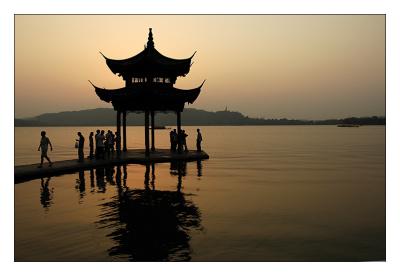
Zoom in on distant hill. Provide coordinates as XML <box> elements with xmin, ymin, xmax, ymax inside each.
<box><xmin>14</xmin><ymin>108</ymin><xmax>385</xmax><ymax>126</ymax></box>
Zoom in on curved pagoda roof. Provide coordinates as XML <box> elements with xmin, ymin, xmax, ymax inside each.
<box><xmin>101</xmin><ymin>28</ymin><xmax>195</xmax><ymax>78</ymax></box>
<box><xmin>90</xmin><ymin>81</ymin><xmax>205</xmax><ymax>112</ymax></box>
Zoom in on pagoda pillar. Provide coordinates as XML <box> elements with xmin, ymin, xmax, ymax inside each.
<box><xmin>122</xmin><ymin>111</ymin><xmax>127</xmax><ymax>152</ymax></box>
<box><xmin>151</xmin><ymin>111</ymin><xmax>155</xmax><ymax>151</ymax></box>
<box><xmin>145</xmin><ymin>110</ymin><xmax>150</xmax><ymax>156</ymax></box>
<box><xmin>116</xmin><ymin>111</ymin><xmax>121</xmax><ymax>153</ymax></box>
<box><xmin>177</xmin><ymin>111</ymin><xmax>182</xmax><ymax>153</ymax></box>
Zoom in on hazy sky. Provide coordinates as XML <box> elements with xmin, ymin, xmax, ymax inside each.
<box><xmin>15</xmin><ymin>15</ymin><xmax>385</xmax><ymax>119</ymax></box>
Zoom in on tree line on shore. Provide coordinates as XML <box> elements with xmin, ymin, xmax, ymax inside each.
<box><xmin>15</xmin><ymin>108</ymin><xmax>385</xmax><ymax>126</ymax></box>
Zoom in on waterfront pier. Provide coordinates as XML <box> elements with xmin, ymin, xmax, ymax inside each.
<box><xmin>15</xmin><ymin>149</ymin><xmax>209</xmax><ymax>183</ymax></box>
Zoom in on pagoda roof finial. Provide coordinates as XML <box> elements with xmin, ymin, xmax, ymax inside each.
<box><xmin>147</xmin><ymin>28</ymin><xmax>154</xmax><ymax>48</ymax></box>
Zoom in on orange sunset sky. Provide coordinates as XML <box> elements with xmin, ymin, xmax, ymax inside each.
<box><xmin>15</xmin><ymin>15</ymin><xmax>384</xmax><ymax>119</ymax></box>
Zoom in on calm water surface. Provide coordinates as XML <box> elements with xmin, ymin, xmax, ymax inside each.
<box><xmin>15</xmin><ymin>126</ymin><xmax>385</xmax><ymax>261</ymax></box>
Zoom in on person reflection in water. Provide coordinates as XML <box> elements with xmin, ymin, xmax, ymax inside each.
<box><xmin>75</xmin><ymin>170</ymin><xmax>86</xmax><ymax>200</ymax></box>
<box><xmin>197</xmin><ymin>160</ymin><xmax>203</xmax><ymax>177</ymax></box>
<box><xmin>105</xmin><ymin>166</ymin><xmax>115</xmax><ymax>185</ymax></box>
<box><xmin>40</xmin><ymin>177</ymin><xmax>53</xmax><ymax>210</ymax></box>
<box><xmin>96</xmin><ymin>167</ymin><xmax>106</xmax><ymax>193</ymax></box>
<box><xmin>89</xmin><ymin>169</ymin><xmax>95</xmax><ymax>193</ymax></box>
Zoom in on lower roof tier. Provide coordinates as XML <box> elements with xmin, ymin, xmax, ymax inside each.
<box><xmin>90</xmin><ymin>81</ymin><xmax>205</xmax><ymax>112</ymax></box>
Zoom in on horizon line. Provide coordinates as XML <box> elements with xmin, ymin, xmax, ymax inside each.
<box><xmin>15</xmin><ymin>107</ymin><xmax>385</xmax><ymax>122</ymax></box>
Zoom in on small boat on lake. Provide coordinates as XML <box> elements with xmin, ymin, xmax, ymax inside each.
<box><xmin>337</xmin><ymin>124</ymin><xmax>360</xmax><ymax>127</ymax></box>
<box><xmin>150</xmin><ymin>126</ymin><xmax>171</xmax><ymax>130</ymax></box>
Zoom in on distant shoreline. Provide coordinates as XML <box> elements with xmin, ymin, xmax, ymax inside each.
<box><xmin>15</xmin><ymin>108</ymin><xmax>385</xmax><ymax>127</ymax></box>
<box><xmin>14</xmin><ymin>124</ymin><xmax>386</xmax><ymax>127</ymax></box>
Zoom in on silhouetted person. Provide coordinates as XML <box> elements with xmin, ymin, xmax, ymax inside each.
<box><xmin>107</xmin><ymin>130</ymin><xmax>115</xmax><ymax>156</ymax></box>
<box><xmin>115</xmin><ymin>131</ymin><xmax>121</xmax><ymax>157</ymax></box>
<box><xmin>94</xmin><ymin>129</ymin><xmax>100</xmax><ymax>158</ymax></box>
<box><xmin>104</xmin><ymin>130</ymin><xmax>109</xmax><ymax>155</ymax></box>
<box><xmin>105</xmin><ymin>130</ymin><xmax>111</xmax><ymax>157</ymax></box>
<box><xmin>37</xmin><ymin>130</ymin><xmax>53</xmax><ymax>168</ymax></box>
<box><xmin>177</xmin><ymin>130</ymin><xmax>184</xmax><ymax>153</ymax></box>
<box><xmin>88</xmin><ymin>132</ymin><xmax>94</xmax><ymax>159</ymax></box>
<box><xmin>169</xmin><ymin>130</ymin><xmax>174</xmax><ymax>151</ymax></box>
<box><xmin>172</xmin><ymin>129</ymin><xmax>178</xmax><ymax>152</ymax></box>
<box><xmin>76</xmin><ymin>132</ymin><xmax>85</xmax><ymax>162</ymax></box>
<box><xmin>108</xmin><ymin>130</ymin><xmax>115</xmax><ymax>154</ymax></box>
<box><xmin>196</xmin><ymin>128</ymin><xmax>203</xmax><ymax>152</ymax></box>
<box><xmin>182</xmin><ymin>130</ymin><xmax>188</xmax><ymax>152</ymax></box>
<box><xmin>96</xmin><ymin>130</ymin><xmax>105</xmax><ymax>159</ymax></box>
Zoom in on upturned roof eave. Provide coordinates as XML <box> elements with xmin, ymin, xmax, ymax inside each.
<box><xmin>91</xmin><ymin>81</ymin><xmax>205</xmax><ymax>106</ymax></box>
<box><xmin>101</xmin><ymin>47</ymin><xmax>195</xmax><ymax>76</ymax></box>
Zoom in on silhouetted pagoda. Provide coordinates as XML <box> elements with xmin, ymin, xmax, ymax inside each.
<box><xmin>90</xmin><ymin>28</ymin><xmax>205</xmax><ymax>155</ymax></box>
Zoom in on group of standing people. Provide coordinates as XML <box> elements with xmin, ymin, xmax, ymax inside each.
<box><xmin>169</xmin><ymin>128</ymin><xmax>202</xmax><ymax>153</ymax></box>
<box><xmin>76</xmin><ymin>129</ymin><xmax>121</xmax><ymax>162</ymax></box>
<box><xmin>37</xmin><ymin>127</ymin><xmax>203</xmax><ymax>167</ymax></box>
<box><xmin>88</xmin><ymin>130</ymin><xmax>121</xmax><ymax>160</ymax></box>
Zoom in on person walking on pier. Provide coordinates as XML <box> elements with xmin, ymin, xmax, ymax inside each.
<box><xmin>76</xmin><ymin>132</ymin><xmax>85</xmax><ymax>162</ymax></box>
<box><xmin>196</xmin><ymin>128</ymin><xmax>203</xmax><ymax>152</ymax></box>
<box><xmin>37</xmin><ymin>131</ymin><xmax>53</xmax><ymax>168</ymax></box>
<box><xmin>88</xmin><ymin>132</ymin><xmax>94</xmax><ymax>159</ymax></box>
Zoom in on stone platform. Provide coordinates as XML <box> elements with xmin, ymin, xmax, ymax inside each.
<box><xmin>15</xmin><ymin>149</ymin><xmax>209</xmax><ymax>184</ymax></box>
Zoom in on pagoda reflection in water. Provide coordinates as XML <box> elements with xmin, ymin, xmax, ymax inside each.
<box><xmin>95</xmin><ymin>162</ymin><xmax>203</xmax><ymax>261</ymax></box>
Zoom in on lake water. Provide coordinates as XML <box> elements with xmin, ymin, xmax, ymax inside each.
<box><xmin>14</xmin><ymin>126</ymin><xmax>385</xmax><ymax>261</ymax></box>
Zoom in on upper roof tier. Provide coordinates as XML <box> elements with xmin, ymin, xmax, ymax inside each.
<box><xmin>101</xmin><ymin>28</ymin><xmax>196</xmax><ymax>78</ymax></box>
